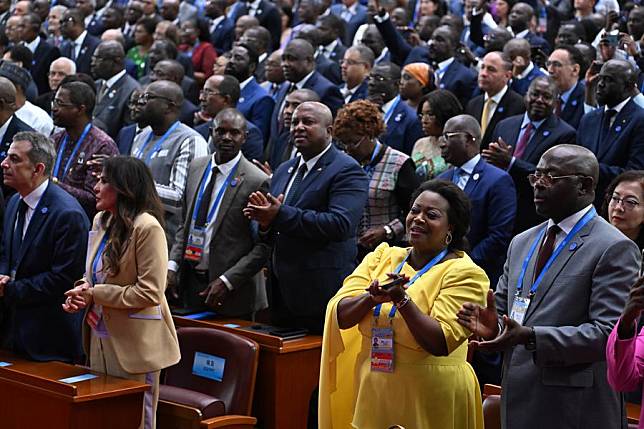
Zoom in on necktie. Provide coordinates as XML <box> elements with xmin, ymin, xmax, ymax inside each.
<box><xmin>97</xmin><ymin>82</ymin><xmax>109</xmax><ymax>104</ymax></box>
<box><xmin>533</xmin><ymin>225</ymin><xmax>560</xmax><ymax>283</ymax></box>
<box><xmin>480</xmin><ymin>98</ymin><xmax>495</xmax><ymax>136</ymax></box>
<box><xmin>195</xmin><ymin>167</ymin><xmax>219</xmax><ymax>227</ymax></box>
<box><xmin>599</xmin><ymin>109</ymin><xmax>617</xmax><ymax>144</ymax></box>
<box><xmin>11</xmin><ymin>200</ymin><xmax>28</xmax><ymax>268</ymax></box>
<box><xmin>284</xmin><ymin>163</ymin><xmax>308</xmax><ymax>206</ymax></box>
<box><xmin>555</xmin><ymin>96</ymin><xmax>563</xmax><ymax>116</ymax></box>
<box><xmin>513</xmin><ymin>122</ymin><xmax>533</xmax><ymax>159</ymax></box>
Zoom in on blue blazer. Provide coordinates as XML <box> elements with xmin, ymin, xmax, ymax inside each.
<box><xmin>524</xmin><ymin>31</ymin><xmax>551</xmax><ymax>55</ymax></box>
<box><xmin>195</xmin><ymin>119</ymin><xmax>265</xmax><ymax>162</ymax></box>
<box><xmin>0</xmin><ymin>183</ymin><xmax>89</xmax><ymax>362</ymax></box>
<box><xmin>315</xmin><ymin>54</ymin><xmax>343</xmax><ymax>85</ymax></box>
<box><xmin>439</xmin><ymin>158</ymin><xmax>517</xmax><ymax>285</ymax></box>
<box><xmin>60</xmin><ymin>33</ymin><xmax>101</xmax><ymax>75</ymax></box>
<box><xmin>180</xmin><ymin>99</ymin><xmax>199</xmax><ymax>127</ymax></box>
<box><xmin>381</xmin><ymin>98</ymin><xmax>424</xmax><ymax>155</ymax></box>
<box><xmin>229</xmin><ymin>0</ymin><xmax>281</xmax><ymax>51</ymax></box>
<box><xmin>210</xmin><ymin>16</ymin><xmax>234</xmax><ymax>55</ymax></box>
<box><xmin>0</xmin><ymin>116</ymin><xmax>34</xmax><ymax>198</ymax></box>
<box><xmin>560</xmin><ymin>80</ymin><xmax>585</xmax><ymax>129</ymax></box>
<box><xmin>510</xmin><ymin>64</ymin><xmax>546</xmax><ymax>96</ymax></box>
<box><xmin>578</xmin><ymin>99</ymin><xmax>644</xmax><ymax>206</ymax></box>
<box><xmin>343</xmin><ymin>80</ymin><xmax>368</xmax><ymax>103</ymax></box>
<box><xmin>115</xmin><ymin>123</ymin><xmax>137</xmax><ymax>155</ymax></box>
<box><xmin>238</xmin><ymin>77</ymin><xmax>275</xmax><ymax>143</ymax></box>
<box><xmin>437</xmin><ymin>60</ymin><xmax>478</xmax><ymax>109</ymax></box>
<box><xmin>492</xmin><ymin>113</ymin><xmax>576</xmax><ymax>233</ymax></box>
<box><xmin>86</xmin><ymin>14</ymin><xmax>105</xmax><ymax>37</ymax></box>
<box><xmin>330</xmin><ymin>3</ymin><xmax>368</xmax><ymax>46</ymax></box>
<box><xmin>268</xmin><ymin>146</ymin><xmax>368</xmax><ymax>318</ymax></box>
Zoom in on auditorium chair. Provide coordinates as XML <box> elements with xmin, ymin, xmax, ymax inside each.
<box><xmin>157</xmin><ymin>327</ymin><xmax>260</xmax><ymax>429</ymax></box>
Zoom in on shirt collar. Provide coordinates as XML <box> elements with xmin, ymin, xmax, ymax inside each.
<box><xmin>437</xmin><ymin>56</ymin><xmax>455</xmax><ymax>72</ymax></box>
<box><xmin>23</xmin><ymin>179</ymin><xmax>49</xmax><ymax>210</ymax></box>
<box><xmin>84</xmin><ymin>14</ymin><xmax>94</xmax><ymax>28</ymax></box>
<box><xmin>295</xmin><ymin>70</ymin><xmax>316</xmax><ymax>89</ymax></box>
<box><xmin>515</xmin><ymin>29</ymin><xmax>530</xmax><ymax>39</ymax></box>
<box><xmin>25</xmin><ymin>36</ymin><xmax>40</xmax><ymax>53</ymax></box>
<box><xmin>521</xmin><ymin>112</ymin><xmax>546</xmax><ymax>130</ymax></box>
<box><xmin>605</xmin><ymin>96</ymin><xmax>630</xmax><ymax>114</ymax></box>
<box><xmin>546</xmin><ymin>204</ymin><xmax>593</xmax><ymax>236</ymax></box>
<box><xmin>212</xmin><ymin>150</ymin><xmax>242</xmax><ymax>175</ymax></box>
<box><xmin>374</xmin><ymin>47</ymin><xmax>389</xmax><ymax>64</ymax></box>
<box><xmin>516</xmin><ymin>61</ymin><xmax>534</xmax><ymax>80</ymax></box>
<box><xmin>0</xmin><ymin>114</ymin><xmax>13</xmax><ymax>143</ymax></box>
<box><xmin>459</xmin><ymin>153</ymin><xmax>481</xmax><ymax>175</ymax></box>
<box><xmin>297</xmin><ymin>141</ymin><xmax>332</xmax><ymax>172</ymax></box>
<box><xmin>486</xmin><ymin>84</ymin><xmax>508</xmax><ymax>103</ymax></box>
<box><xmin>210</xmin><ymin>15</ymin><xmax>225</xmax><ymax>31</ymax></box>
<box><xmin>105</xmin><ymin>69</ymin><xmax>127</xmax><ymax>88</ymax></box>
<box><xmin>344</xmin><ymin>2</ymin><xmax>358</xmax><ymax>14</ymax></box>
<box><xmin>240</xmin><ymin>75</ymin><xmax>254</xmax><ymax>90</ymax></box>
<box><xmin>560</xmin><ymin>80</ymin><xmax>578</xmax><ymax>104</ymax></box>
<box><xmin>381</xmin><ymin>96</ymin><xmax>397</xmax><ymax>114</ymax></box>
<box><xmin>247</xmin><ymin>0</ymin><xmax>261</xmax><ymax>9</ymax></box>
<box><xmin>73</xmin><ymin>30</ymin><xmax>88</xmax><ymax>46</ymax></box>
<box><xmin>258</xmin><ymin>52</ymin><xmax>268</xmax><ymax>63</ymax></box>
<box><xmin>324</xmin><ymin>39</ymin><xmax>338</xmax><ymax>54</ymax></box>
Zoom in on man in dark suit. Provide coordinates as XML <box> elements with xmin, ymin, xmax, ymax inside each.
<box><xmin>340</xmin><ymin>46</ymin><xmax>372</xmax><ymax>104</ymax></box>
<box><xmin>0</xmin><ymin>0</ymin><xmax>10</xmax><ymax>34</ymax></box>
<box><xmin>91</xmin><ymin>40</ymin><xmax>141</xmax><ymax>139</ymax></box>
<box><xmin>484</xmin><ymin>76</ymin><xmax>576</xmax><ymax>233</ymax></box>
<box><xmin>330</xmin><ymin>0</ymin><xmax>368</xmax><ymax>46</ymax></box>
<box><xmin>76</xmin><ymin>0</ymin><xmax>104</xmax><ymax>37</ymax></box>
<box><xmin>504</xmin><ymin>38</ymin><xmax>547</xmax><ymax>96</ymax></box>
<box><xmin>578</xmin><ymin>60</ymin><xmax>644</xmax><ymax>207</ymax></box>
<box><xmin>294</xmin><ymin>26</ymin><xmax>343</xmax><ymax>86</ymax></box>
<box><xmin>143</xmin><ymin>39</ymin><xmax>199</xmax><ymax>104</ymax></box>
<box><xmin>21</xmin><ymin>13</ymin><xmax>60</xmax><ymax>96</ymax></box>
<box><xmin>466</xmin><ymin>51</ymin><xmax>526</xmax><ymax>149</ymax></box>
<box><xmin>205</xmin><ymin>0</ymin><xmax>234</xmax><ymax>55</ymax></box>
<box><xmin>238</xmin><ymin>26</ymin><xmax>271</xmax><ymax>83</ymax></box>
<box><xmin>0</xmin><ymin>131</ymin><xmax>89</xmax><ymax>362</ymax></box>
<box><xmin>438</xmin><ymin>114</ymin><xmax>516</xmax><ymax>284</ymax></box>
<box><xmin>229</xmin><ymin>0</ymin><xmax>281</xmax><ymax>51</ymax></box>
<box><xmin>367</xmin><ymin>62</ymin><xmax>423</xmax><ymax>155</ymax></box>
<box><xmin>244</xmin><ymin>101</ymin><xmax>368</xmax><ymax>333</ymax></box>
<box><xmin>114</xmin><ymin>89</ymin><xmax>142</xmax><ymax>155</ymax></box>
<box><xmin>546</xmin><ymin>45</ymin><xmax>585</xmax><ymax>129</ymax></box>
<box><xmin>169</xmin><ymin>109</ymin><xmax>270</xmax><ymax>318</ymax></box>
<box><xmin>225</xmin><ymin>43</ymin><xmax>275</xmax><ymax>143</ymax></box>
<box><xmin>150</xmin><ymin>60</ymin><xmax>198</xmax><ymax>127</ymax></box>
<box><xmin>59</xmin><ymin>8</ymin><xmax>101</xmax><ymax>75</ymax></box>
<box><xmin>508</xmin><ymin>2</ymin><xmax>551</xmax><ymax>54</ymax></box>
<box><xmin>317</xmin><ymin>14</ymin><xmax>348</xmax><ymax>66</ymax></box>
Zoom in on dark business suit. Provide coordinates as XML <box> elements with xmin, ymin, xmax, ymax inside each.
<box><xmin>238</xmin><ymin>77</ymin><xmax>275</xmax><ymax>143</ymax></box>
<box><xmin>230</xmin><ymin>0</ymin><xmax>281</xmax><ymax>51</ymax></box>
<box><xmin>381</xmin><ymin>98</ymin><xmax>424</xmax><ymax>155</ymax></box>
<box><xmin>0</xmin><ymin>116</ymin><xmax>34</xmax><ymax>198</ymax></box>
<box><xmin>373</xmin><ymin>15</ymin><xmax>415</xmax><ymax>66</ymax></box>
<box><xmin>30</xmin><ymin>37</ymin><xmax>61</xmax><ymax>96</ymax></box>
<box><xmin>267</xmin><ymin>145</ymin><xmax>368</xmax><ymax>332</ymax></box>
<box><xmin>210</xmin><ymin>16</ymin><xmax>234</xmax><ymax>55</ymax></box>
<box><xmin>510</xmin><ymin>64</ymin><xmax>547</xmax><ymax>96</ymax></box>
<box><xmin>169</xmin><ymin>155</ymin><xmax>270</xmax><ymax>316</ymax></box>
<box><xmin>439</xmin><ymin>158</ymin><xmax>516</xmax><ymax>284</ymax></box>
<box><xmin>35</xmin><ymin>91</ymin><xmax>54</xmax><ymax>115</ymax></box>
<box><xmin>325</xmin><ymin>41</ymin><xmax>347</xmax><ymax>65</ymax></box>
<box><xmin>195</xmin><ymin>120</ymin><xmax>265</xmax><ymax>162</ymax></box>
<box><xmin>265</xmin><ymin>130</ymin><xmax>292</xmax><ymax>171</ymax></box>
<box><xmin>578</xmin><ymin>99</ymin><xmax>644</xmax><ymax>207</ymax></box>
<box><xmin>491</xmin><ymin>113</ymin><xmax>576</xmax><ymax>233</ymax></box>
<box><xmin>0</xmin><ymin>183</ymin><xmax>89</xmax><ymax>362</ymax></box>
<box><xmin>466</xmin><ymin>88</ymin><xmax>526</xmax><ymax>149</ymax></box>
<box><xmin>60</xmin><ymin>33</ymin><xmax>101</xmax><ymax>75</ymax></box>
<box><xmin>86</xmin><ymin>14</ymin><xmax>105</xmax><ymax>37</ymax></box>
<box><xmin>330</xmin><ymin>3</ymin><xmax>368</xmax><ymax>46</ymax></box>
<box><xmin>115</xmin><ymin>123</ymin><xmax>138</xmax><ymax>155</ymax></box>
<box><xmin>345</xmin><ymin>80</ymin><xmax>369</xmax><ymax>103</ymax></box>
<box><xmin>92</xmin><ymin>72</ymin><xmax>141</xmax><ymax>139</ymax></box>
<box><xmin>559</xmin><ymin>80</ymin><xmax>585</xmax><ymax>129</ymax></box>
<box><xmin>315</xmin><ymin>53</ymin><xmax>343</xmax><ymax>85</ymax></box>
<box><xmin>523</xmin><ymin>31</ymin><xmax>551</xmax><ymax>55</ymax></box>
<box><xmin>179</xmin><ymin>99</ymin><xmax>199</xmax><ymax>127</ymax></box>
<box><xmin>436</xmin><ymin>60</ymin><xmax>478</xmax><ymax>109</ymax></box>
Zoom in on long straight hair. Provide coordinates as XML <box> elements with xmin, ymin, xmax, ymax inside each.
<box><xmin>99</xmin><ymin>156</ymin><xmax>165</xmax><ymax>277</ymax></box>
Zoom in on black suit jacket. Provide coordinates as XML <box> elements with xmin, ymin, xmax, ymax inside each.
<box><xmin>315</xmin><ymin>53</ymin><xmax>342</xmax><ymax>85</ymax></box>
<box><xmin>60</xmin><ymin>33</ymin><xmax>101</xmax><ymax>75</ymax></box>
<box><xmin>0</xmin><ymin>116</ymin><xmax>34</xmax><ymax>198</ymax></box>
<box><xmin>93</xmin><ymin>72</ymin><xmax>141</xmax><ymax>139</ymax></box>
<box><xmin>234</xmin><ymin>1</ymin><xmax>281</xmax><ymax>51</ymax></box>
<box><xmin>30</xmin><ymin>37</ymin><xmax>60</xmax><ymax>95</ymax></box>
<box><xmin>466</xmin><ymin>88</ymin><xmax>526</xmax><ymax>148</ymax></box>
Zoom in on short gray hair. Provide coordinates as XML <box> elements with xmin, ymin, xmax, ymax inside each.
<box><xmin>13</xmin><ymin>131</ymin><xmax>56</xmax><ymax>175</ymax></box>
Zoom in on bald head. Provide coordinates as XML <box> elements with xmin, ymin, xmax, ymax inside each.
<box><xmin>297</xmin><ymin>101</ymin><xmax>332</xmax><ymax>127</ymax></box>
<box><xmin>504</xmin><ymin>38</ymin><xmax>532</xmax><ymax>60</ymax></box>
<box><xmin>149</xmin><ymin>80</ymin><xmax>184</xmax><ymax>106</ymax></box>
<box><xmin>153</xmin><ymin>59</ymin><xmax>184</xmax><ymax>84</ymax></box>
<box><xmin>214</xmin><ymin>107</ymin><xmax>247</xmax><ymax>131</ymax></box>
<box><xmin>543</xmin><ymin>144</ymin><xmax>599</xmax><ymax>184</ymax></box>
<box><xmin>446</xmin><ymin>114</ymin><xmax>481</xmax><ymax>141</ymax></box>
<box><xmin>101</xmin><ymin>29</ymin><xmax>127</xmax><ymax>47</ymax></box>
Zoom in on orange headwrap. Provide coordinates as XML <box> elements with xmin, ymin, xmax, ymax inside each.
<box><xmin>403</xmin><ymin>62</ymin><xmax>431</xmax><ymax>87</ymax></box>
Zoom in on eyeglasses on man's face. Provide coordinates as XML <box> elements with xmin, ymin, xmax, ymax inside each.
<box><xmin>139</xmin><ymin>92</ymin><xmax>176</xmax><ymax>105</ymax></box>
<box><xmin>527</xmin><ymin>172</ymin><xmax>588</xmax><ymax>187</ymax></box>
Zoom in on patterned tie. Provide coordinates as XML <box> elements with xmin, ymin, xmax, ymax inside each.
<box><xmin>480</xmin><ymin>97</ymin><xmax>495</xmax><ymax>136</ymax></box>
<box><xmin>513</xmin><ymin>122</ymin><xmax>533</xmax><ymax>159</ymax></box>
<box><xmin>533</xmin><ymin>225</ymin><xmax>560</xmax><ymax>282</ymax></box>
<box><xmin>284</xmin><ymin>163</ymin><xmax>308</xmax><ymax>206</ymax></box>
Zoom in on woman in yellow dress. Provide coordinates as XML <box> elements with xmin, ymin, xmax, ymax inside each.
<box><xmin>319</xmin><ymin>179</ymin><xmax>488</xmax><ymax>429</ymax></box>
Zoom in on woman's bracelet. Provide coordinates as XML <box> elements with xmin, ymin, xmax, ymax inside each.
<box><xmin>395</xmin><ymin>294</ymin><xmax>411</xmax><ymax>309</ymax></box>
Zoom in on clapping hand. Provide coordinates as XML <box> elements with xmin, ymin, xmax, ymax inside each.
<box><xmin>243</xmin><ymin>191</ymin><xmax>283</xmax><ymax>230</ymax></box>
<box><xmin>457</xmin><ymin>289</ymin><xmax>500</xmax><ymax>340</ymax></box>
<box><xmin>63</xmin><ymin>282</ymin><xmax>92</xmax><ymax>313</ymax></box>
<box><xmin>470</xmin><ymin>314</ymin><xmax>532</xmax><ymax>352</ymax></box>
<box><xmin>482</xmin><ymin>137</ymin><xmax>513</xmax><ymax>169</ymax></box>
<box><xmin>366</xmin><ymin>273</ymin><xmax>410</xmax><ymax>304</ymax></box>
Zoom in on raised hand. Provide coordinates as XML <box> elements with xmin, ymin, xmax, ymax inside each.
<box><xmin>456</xmin><ymin>289</ymin><xmax>500</xmax><ymax>340</ymax></box>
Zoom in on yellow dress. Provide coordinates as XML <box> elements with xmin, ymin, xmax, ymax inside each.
<box><xmin>319</xmin><ymin>243</ymin><xmax>488</xmax><ymax>429</ymax></box>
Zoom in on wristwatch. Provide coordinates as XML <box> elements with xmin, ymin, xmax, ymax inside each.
<box><xmin>525</xmin><ymin>327</ymin><xmax>537</xmax><ymax>351</ymax></box>
<box><xmin>383</xmin><ymin>225</ymin><xmax>394</xmax><ymax>240</ymax></box>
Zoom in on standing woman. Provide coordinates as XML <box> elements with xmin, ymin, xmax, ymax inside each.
<box><xmin>63</xmin><ymin>156</ymin><xmax>180</xmax><ymax>429</ymax></box>
<box><xmin>127</xmin><ymin>17</ymin><xmax>157</xmax><ymax>79</ymax></box>
<box><xmin>602</xmin><ymin>171</ymin><xmax>644</xmax><ymax>249</ymax></box>
<box><xmin>178</xmin><ymin>19</ymin><xmax>218</xmax><ymax>86</ymax></box>
<box><xmin>399</xmin><ymin>62</ymin><xmax>435</xmax><ymax>111</ymax></box>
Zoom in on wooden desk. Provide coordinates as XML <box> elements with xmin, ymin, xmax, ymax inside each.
<box><xmin>0</xmin><ymin>351</ymin><xmax>149</xmax><ymax>429</ymax></box>
<box><xmin>174</xmin><ymin>316</ymin><xmax>322</xmax><ymax>429</ymax></box>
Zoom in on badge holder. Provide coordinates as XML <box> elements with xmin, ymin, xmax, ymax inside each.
<box><xmin>510</xmin><ymin>294</ymin><xmax>530</xmax><ymax>326</ymax></box>
<box><xmin>371</xmin><ymin>315</ymin><xmax>395</xmax><ymax>373</ymax></box>
<box><xmin>184</xmin><ymin>224</ymin><xmax>206</xmax><ymax>262</ymax></box>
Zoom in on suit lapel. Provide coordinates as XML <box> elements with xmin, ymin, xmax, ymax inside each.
<box><xmin>16</xmin><ymin>184</ymin><xmax>53</xmax><ymax>267</ymax></box>
<box><xmin>463</xmin><ymin>158</ymin><xmax>485</xmax><ymax>195</ymax></box>
<box><xmin>522</xmin><ymin>115</ymin><xmax>554</xmax><ymax>161</ymax></box>
<box><xmin>597</xmin><ymin>102</ymin><xmax>631</xmax><ymax>160</ymax></box>
<box><xmin>86</xmin><ymin>226</ymin><xmax>108</xmax><ymax>281</ymax></box>
<box><xmin>94</xmin><ymin>74</ymin><xmax>126</xmax><ymax>116</ymax></box>
<box><xmin>275</xmin><ymin>157</ymin><xmax>299</xmax><ymax>195</ymax></box>
<box><xmin>209</xmin><ymin>159</ymin><xmax>246</xmax><ymax>238</ymax></box>
<box><xmin>291</xmin><ymin>147</ymin><xmax>336</xmax><ymax>205</ymax></box>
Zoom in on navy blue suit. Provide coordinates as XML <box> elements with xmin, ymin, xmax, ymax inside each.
<box><xmin>524</xmin><ymin>31</ymin><xmax>551</xmax><ymax>55</ymax></box>
<box><xmin>437</xmin><ymin>60</ymin><xmax>478</xmax><ymax>109</ymax></box>
<box><xmin>373</xmin><ymin>15</ymin><xmax>415</xmax><ymax>66</ymax></box>
<box><xmin>86</xmin><ymin>14</ymin><xmax>105</xmax><ymax>37</ymax></box>
<box><xmin>266</xmin><ymin>130</ymin><xmax>292</xmax><ymax>171</ymax></box>
<box><xmin>343</xmin><ymin>80</ymin><xmax>368</xmax><ymax>103</ymax></box>
<box><xmin>60</xmin><ymin>33</ymin><xmax>101</xmax><ymax>75</ymax></box>
<box><xmin>559</xmin><ymin>80</ymin><xmax>585</xmax><ymax>129</ymax></box>
<box><xmin>0</xmin><ymin>183</ymin><xmax>89</xmax><ymax>362</ymax></box>
<box><xmin>325</xmin><ymin>41</ymin><xmax>347</xmax><ymax>65</ymax></box>
<box><xmin>210</xmin><ymin>16</ymin><xmax>234</xmax><ymax>55</ymax></box>
<box><xmin>315</xmin><ymin>53</ymin><xmax>343</xmax><ymax>85</ymax></box>
<box><xmin>381</xmin><ymin>98</ymin><xmax>424</xmax><ymax>155</ymax></box>
<box><xmin>238</xmin><ymin>77</ymin><xmax>275</xmax><ymax>143</ymax></box>
<box><xmin>492</xmin><ymin>113</ymin><xmax>576</xmax><ymax>233</ymax></box>
<box><xmin>330</xmin><ymin>3</ymin><xmax>368</xmax><ymax>46</ymax></box>
<box><xmin>30</xmin><ymin>37</ymin><xmax>60</xmax><ymax>96</ymax></box>
<box><xmin>510</xmin><ymin>64</ymin><xmax>546</xmax><ymax>96</ymax></box>
<box><xmin>115</xmin><ymin>123</ymin><xmax>137</xmax><ymax>155</ymax></box>
<box><xmin>466</xmin><ymin>88</ymin><xmax>526</xmax><ymax>148</ymax></box>
<box><xmin>229</xmin><ymin>0</ymin><xmax>281</xmax><ymax>51</ymax></box>
<box><xmin>195</xmin><ymin>119</ymin><xmax>265</xmax><ymax>162</ymax></box>
<box><xmin>267</xmin><ymin>146</ymin><xmax>368</xmax><ymax>331</ymax></box>
<box><xmin>439</xmin><ymin>158</ymin><xmax>517</xmax><ymax>284</ymax></box>
<box><xmin>0</xmin><ymin>116</ymin><xmax>34</xmax><ymax>198</ymax></box>
<box><xmin>578</xmin><ymin>99</ymin><xmax>644</xmax><ymax>207</ymax></box>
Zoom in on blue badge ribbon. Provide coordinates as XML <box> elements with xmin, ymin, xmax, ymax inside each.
<box><xmin>191</xmin><ymin>159</ymin><xmax>241</xmax><ymax>226</ymax></box>
<box><xmin>91</xmin><ymin>232</ymin><xmax>109</xmax><ymax>285</ymax></box>
<box><xmin>383</xmin><ymin>95</ymin><xmax>401</xmax><ymax>124</ymax></box>
<box><xmin>134</xmin><ymin>121</ymin><xmax>180</xmax><ymax>164</ymax></box>
<box><xmin>363</xmin><ymin>141</ymin><xmax>381</xmax><ymax>177</ymax></box>
<box><xmin>515</xmin><ymin>207</ymin><xmax>596</xmax><ymax>297</ymax></box>
<box><xmin>374</xmin><ymin>248</ymin><xmax>449</xmax><ymax>319</ymax></box>
<box><xmin>53</xmin><ymin>122</ymin><xmax>92</xmax><ymax>180</ymax></box>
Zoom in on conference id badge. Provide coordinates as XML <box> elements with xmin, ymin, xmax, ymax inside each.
<box><xmin>371</xmin><ymin>326</ymin><xmax>394</xmax><ymax>373</ymax></box>
<box><xmin>184</xmin><ymin>226</ymin><xmax>205</xmax><ymax>262</ymax></box>
<box><xmin>510</xmin><ymin>296</ymin><xmax>530</xmax><ymax>325</ymax></box>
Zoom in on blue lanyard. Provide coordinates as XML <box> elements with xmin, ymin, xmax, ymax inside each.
<box><xmin>135</xmin><ymin>121</ymin><xmax>180</xmax><ymax>164</ymax></box>
<box><xmin>191</xmin><ymin>159</ymin><xmax>241</xmax><ymax>226</ymax></box>
<box><xmin>363</xmin><ymin>141</ymin><xmax>381</xmax><ymax>177</ymax></box>
<box><xmin>374</xmin><ymin>248</ymin><xmax>449</xmax><ymax>319</ymax></box>
<box><xmin>383</xmin><ymin>95</ymin><xmax>401</xmax><ymax>124</ymax></box>
<box><xmin>53</xmin><ymin>123</ymin><xmax>92</xmax><ymax>180</ymax></box>
<box><xmin>91</xmin><ymin>233</ymin><xmax>109</xmax><ymax>285</ymax></box>
<box><xmin>516</xmin><ymin>207</ymin><xmax>596</xmax><ymax>296</ymax></box>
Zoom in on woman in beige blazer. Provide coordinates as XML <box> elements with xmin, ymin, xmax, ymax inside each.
<box><xmin>63</xmin><ymin>156</ymin><xmax>180</xmax><ymax>429</ymax></box>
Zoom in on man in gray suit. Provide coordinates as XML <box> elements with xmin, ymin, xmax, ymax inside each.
<box><xmin>168</xmin><ymin>108</ymin><xmax>270</xmax><ymax>319</ymax></box>
<box><xmin>91</xmin><ymin>40</ymin><xmax>140</xmax><ymax>139</ymax></box>
<box><xmin>458</xmin><ymin>144</ymin><xmax>639</xmax><ymax>429</ymax></box>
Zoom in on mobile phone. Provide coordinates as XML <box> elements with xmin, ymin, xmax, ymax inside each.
<box><xmin>590</xmin><ymin>61</ymin><xmax>603</xmax><ymax>75</ymax></box>
<box><xmin>379</xmin><ymin>277</ymin><xmax>407</xmax><ymax>290</ymax></box>
<box><xmin>606</xmin><ymin>30</ymin><xmax>620</xmax><ymax>47</ymax></box>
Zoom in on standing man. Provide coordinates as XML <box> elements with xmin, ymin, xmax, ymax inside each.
<box><xmin>229</xmin><ymin>0</ymin><xmax>281</xmax><ymax>51</ymax></box>
<box><xmin>458</xmin><ymin>144</ymin><xmax>639</xmax><ymax>429</ymax></box>
<box><xmin>0</xmin><ymin>132</ymin><xmax>89</xmax><ymax>362</ymax></box>
<box><xmin>91</xmin><ymin>40</ymin><xmax>140</xmax><ymax>140</ymax></box>
<box><xmin>546</xmin><ymin>45</ymin><xmax>586</xmax><ymax>129</ymax></box>
<box><xmin>205</xmin><ymin>0</ymin><xmax>234</xmax><ymax>56</ymax></box>
<box><xmin>50</xmin><ymin>81</ymin><xmax>119</xmax><ymax>219</ymax></box>
<box><xmin>20</xmin><ymin>13</ymin><xmax>61</xmax><ymax>96</ymax></box>
<box><xmin>244</xmin><ymin>102</ymin><xmax>368</xmax><ymax>334</ymax></box>
<box><xmin>132</xmin><ymin>80</ymin><xmax>208</xmax><ymax>247</ymax></box>
<box><xmin>169</xmin><ymin>108</ymin><xmax>270</xmax><ymax>318</ymax></box>
<box><xmin>149</xmin><ymin>59</ymin><xmax>198</xmax><ymax>126</ymax></box>
<box><xmin>340</xmin><ymin>45</ymin><xmax>373</xmax><ymax>104</ymax></box>
<box><xmin>60</xmin><ymin>8</ymin><xmax>101</xmax><ymax>75</ymax></box>
<box><xmin>504</xmin><ymin>38</ymin><xmax>546</xmax><ymax>96</ymax></box>
<box><xmin>330</xmin><ymin>0</ymin><xmax>368</xmax><ymax>46</ymax></box>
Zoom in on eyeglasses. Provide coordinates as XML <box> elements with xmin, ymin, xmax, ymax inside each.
<box><xmin>545</xmin><ymin>60</ymin><xmax>571</xmax><ymax>69</ymax></box>
<box><xmin>442</xmin><ymin>131</ymin><xmax>473</xmax><ymax>141</ymax></box>
<box><xmin>139</xmin><ymin>92</ymin><xmax>176</xmax><ymax>105</ymax></box>
<box><xmin>200</xmin><ymin>88</ymin><xmax>221</xmax><ymax>96</ymax></box>
<box><xmin>51</xmin><ymin>98</ymin><xmax>76</xmax><ymax>108</ymax></box>
<box><xmin>336</xmin><ymin>135</ymin><xmax>367</xmax><ymax>150</ymax></box>
<box><xmin>367</xmin><ymin>74</ymin><xmax>392</xmax><ymax>82</ymax></box>
<box><xmin>608</xmin><ymin>195</ymin><xmax>641</xmax><ymax>210</ymax></box>
<box><xmin>527</xmin><ymin>172</ymin><xmax>588</xmax><ymax>187</ymax></box>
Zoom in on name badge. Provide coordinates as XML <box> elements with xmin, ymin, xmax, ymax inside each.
<box><xmin>192</xmin><ymin>351</ymin><xmax>225</xmax><ymax>381</ymax></box>
<box><xmin>371</xmin><ymin>326</ymin><xmax>394</xmax><ymax>373</ymax></box>
<box><xmin>510</xmin><ymin>296</ymin><xmax>530</xmax><ymax>325</ymax></box>
<box><xmin>184</xmin><ymin>226</ymin><xmax>206</xmax><ymax>262</ymax></box>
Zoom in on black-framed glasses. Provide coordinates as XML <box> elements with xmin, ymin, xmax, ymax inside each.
<box><xmin>442</xmin><ymin>131</ymin><xmax>473</xmax><ymax>141</ymax></box>
<box><xmin>51</xmin><ymin>98</ymin><xmax>76</xmax><ymax>108</ymax></box>
<box><xmin>608</xmin><ymin>195</ymin><xmax>640</xmax><ymax>210</ymax></box>
<box><xmin>527</xmin><ymin>172</ymin><xmax>588</xmax><ymax>187</ymax></box>
<box><xmin>139</xmin><ymin>92</ymin><xmax>176</xmax><ymax>105</ymax></box>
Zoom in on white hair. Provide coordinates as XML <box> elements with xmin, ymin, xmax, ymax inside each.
<box><xmin>50</xmin><ymin>57</ymin><xmax>77</xmax><ymax>74</ymax></box>
<box><xmin>50</xmin><ymin>5</ymin><xmax>68</xmax><ymax>15</ymax></box>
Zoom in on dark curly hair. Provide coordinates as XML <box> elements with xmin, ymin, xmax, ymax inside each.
<box><xmin>409</xmin><ymin>179</ymin><xmax>471</xmax><ymax>252</ymax></box>
<box><xmin>333</xmin><ymin>100</ymin><xmax>386</xmax><ymax>141</ymax></box>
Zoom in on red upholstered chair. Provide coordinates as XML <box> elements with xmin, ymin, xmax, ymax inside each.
<box><xmin>482</xmin><ymin>384</ymin><xmax>502</xmax><ymax>429</ymax></box>
<box><xmin>157</xmin><ymin>327</ymin><xmax>259</xmax><ymax>429</ymax></box>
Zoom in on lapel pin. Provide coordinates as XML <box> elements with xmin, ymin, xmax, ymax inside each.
<box><xmin>615</xmin><ymin>126</ymin><xmax>622</xmax><ymax>132</ymax></box>
<box><xmin>41</xmin><ymin>207</ymin><xmax>48</xmax><ymax>214</ymax></box>
<box><xmin>288</xmin><ymin>166</ymin><xmax>294</xmax><ymax>174</ymax></box>
<box><xmin>498</xmin><ymin>106</ymin><xmax>504</xmax><ymax>113</ymax></box>
<box><xmin>571</xmin><ymin>100</ymin><xmax>578</xmax><ymax>106</ymax></box>
<box><xmin>317</xmin><ymin>167</ymin><xmax>323</xmax><ymax>171</ymax></box>
<box><xmin>472</xmin><ymin>173</ymin><xmax>480</xmax><ymax>181</ymax></box>
<box><xmin>230</xmin><ymin>177</ymin><xmax>239</xmax><ymax>187</ymax></box>
<box><xmin>569</xmin><ymin>242</ymin><xmax>578</xmax><ymax>251</ymax></box>
<box><xmin>394</xmin><ymin>113</ymin><xmax>402</xmax><ymax>122</ymax></box>
<box><xmin>543</xmin><ymin>130</ymin><xmax>550</xmax><ymax>137</ymax></box>
<box><xmin>239</xmin><ymin>97</ymin><xmax>245</xmax><ymax>103</ymax></box>
<box><xmin>439</xmin><ymin>83</ymin><xmax>445</xmax><ymax>89</ymax></box>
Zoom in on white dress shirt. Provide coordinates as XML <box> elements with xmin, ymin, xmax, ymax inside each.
<box><xmin>18</xmin><ymin>179</ymin><xmax>49</xmax><ymax>239</ymax></box>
